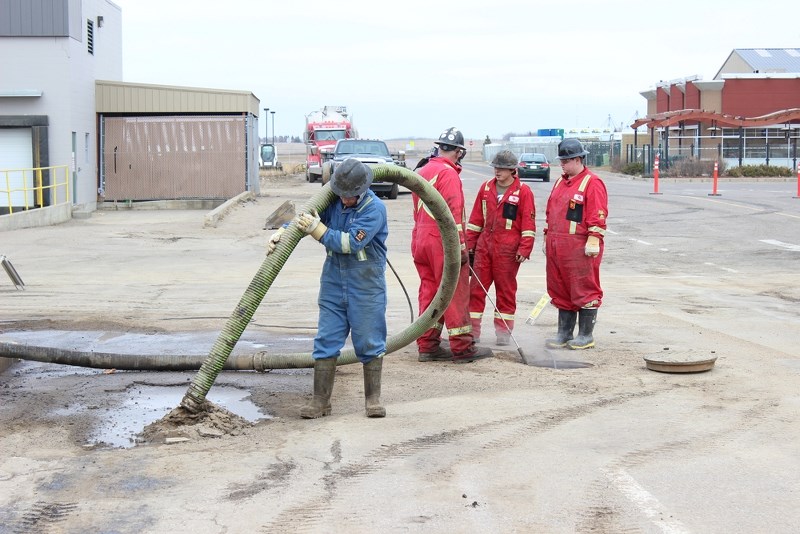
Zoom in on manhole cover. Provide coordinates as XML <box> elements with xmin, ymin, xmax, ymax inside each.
<box><xmin>643</xmin><ymin>355</ymin><xmax>717</xmax><ymax>373</ymax></box>
<box><xmin>526</xmin><ymin>359</ymin><xmax>594</xmax><ymax>369</ymax></box>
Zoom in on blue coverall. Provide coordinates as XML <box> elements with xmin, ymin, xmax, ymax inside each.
<box><xmin>312</xmin><ymin>190</ymin><xmax>389</xmax><ymax>364</ymax></box>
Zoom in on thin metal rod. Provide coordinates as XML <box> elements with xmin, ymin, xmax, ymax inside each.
<box><xmin>468</xmin><ymin>263</ymin><xmax>524</xmax><ymax>356</ymax></box>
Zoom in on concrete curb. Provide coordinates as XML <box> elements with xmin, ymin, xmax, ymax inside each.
<box><xmin>627</xmin><ymin>175</ymin><xmax>795</xmax><ymax>183</ymax></box>
<box><xmin>0</xmin><ymin>203</ymin><xmax>72</xmax><ymax>232</ymax></box>
<box><xmin>203</xmin><ymin>191</ymin><xmax>255</xmax><ymax>228</ymax></box>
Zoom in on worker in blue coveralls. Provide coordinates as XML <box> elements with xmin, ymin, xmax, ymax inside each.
<box><xmin>267</xmin><ymin>158</ymin><xmax>389</xmax><ymax>418</ymax></box>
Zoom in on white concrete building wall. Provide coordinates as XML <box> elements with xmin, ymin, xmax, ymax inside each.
<box><xmin>0</xmin><ymin>0</ymin><xmax>122</xmax><ymax>212</ymax></box>
<box><xmin>0</xmin><ymin>39</ymin><xmax>71</xmax><ymax>116</ymax></box>
<box><xmin>65</xmin><ymin>1</ymin><xmax>122</xmax><ymax>210</ymax></box>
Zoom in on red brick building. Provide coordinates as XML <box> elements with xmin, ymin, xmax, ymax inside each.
<box><xmin>631</xmin><ymin>48</ymin><xmax>800</xmax><ymax>172</ymax></box>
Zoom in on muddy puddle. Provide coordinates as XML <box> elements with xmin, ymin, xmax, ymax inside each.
<box><xmin>54</xmin><ymin>384</ymin><xmax>270</xmax><ymax>449</ymax></box>
<box><xmin>0</xmin><ymin>328</ymin><xmax>302</xmax><ymax>449</ymax></box>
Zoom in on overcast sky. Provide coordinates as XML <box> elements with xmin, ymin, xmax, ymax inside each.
<box><xmin>112</xmin><ymin>0</ymin><xmax>799</xmax><ymax>141</ymax></box>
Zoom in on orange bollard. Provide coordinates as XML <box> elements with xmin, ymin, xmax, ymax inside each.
<box><xmin>709</xmin><ymin>160</ymin><xmax>721</xmax><ymax>196</ymax></box>
<box><xmin>650</xmin><ymin>153</ymin><xmax>662</xmax><ymax>195</ymax></box>
<box><xmin>795</xmin><ymin>167</ymin><xmax>800</xmax><ymax>199</ymax></box>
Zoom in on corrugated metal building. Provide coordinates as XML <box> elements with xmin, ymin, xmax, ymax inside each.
<box><xmin>96</xmin><ymin>80</ymin><xmax>260</xmax><ymax>202</ymax></box>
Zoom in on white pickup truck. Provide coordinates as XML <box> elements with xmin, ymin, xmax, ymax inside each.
<box><xmin>321</xmin><ymin>139</ymin><xmax>400</xmax><ymax>199</ymax></box>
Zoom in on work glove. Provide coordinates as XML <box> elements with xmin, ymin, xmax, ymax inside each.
<box><xmin>585</xmin><ymin>235</ymin><xmax>600</xmax><ymax>257</ymax></box>
<box><xmin>542</xmin><ymin>235</ymin><xmax>547</xmax><ymax>256</ymax></box>
<box><xmin>460</xmin><ymin>248</ymin><xmax>469</xmax><ymax>266</ymax></box>
<box><xmin>266</xmin><ymin>227</ymin><xmax>284</xmax><ymax>256</ymax></box>
<box><xmin>297</xmin><ymin>210</ymin><xmax>327</xmax><ymax>241</ymax></box>
<box><xmin>468</xmin><ymin>249</ymin><xmax>475</xmax><ymax>268</ymax></box>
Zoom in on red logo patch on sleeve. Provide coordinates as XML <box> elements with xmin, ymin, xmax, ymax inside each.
<box><xmin>355</xmin><ymin>229</ymin><xmax>367</xmax><ymax>242</ymax></box>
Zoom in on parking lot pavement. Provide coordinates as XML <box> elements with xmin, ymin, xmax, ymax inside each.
<box><xmin>1</xmin><ymin>171</ymin><xmax>799</xmax><ymax>533</ymax></box>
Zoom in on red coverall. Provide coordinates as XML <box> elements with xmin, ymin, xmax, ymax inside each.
<box><xmin>544</xmin><ymin>167</ymin><xmax>608</xmax><ymax>311</ymax></box>
<box><xmin>466</xmin><ymin>176</ymin><xmax>536</xmax><ymax>339</ymax></box>
<box><xmin>411</xmin><ymin>156</ymin><xmax>473</xmax><ymax>355</ymax></box>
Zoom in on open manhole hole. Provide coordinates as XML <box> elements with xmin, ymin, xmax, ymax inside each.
<box><xmin>526</xmin><ymin>359</ymin><xmax>594</xmax><ymax>369</ymax></box>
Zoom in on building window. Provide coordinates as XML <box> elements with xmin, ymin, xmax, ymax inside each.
<box><xmin>87</xmin><ymin>19</ymin><xmax>94</xmax><ymax>55</ymax></box>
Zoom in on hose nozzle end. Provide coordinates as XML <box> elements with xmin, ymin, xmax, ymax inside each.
<box><xmin>180</xmin><ymin>390</ymin><xmax>205</xmax><ymax>414</ymax></box>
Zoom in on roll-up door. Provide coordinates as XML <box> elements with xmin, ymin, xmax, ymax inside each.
<box><xmin>0</xmin><ymin>128</ymin><xmax>33</xmax><ymax>208</ymax></box>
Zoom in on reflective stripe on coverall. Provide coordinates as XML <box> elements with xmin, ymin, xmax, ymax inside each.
<box><xmin>411</xmin><ymin>156</ymin><xmax>473</xmax><ymax>354</ymax></box>
<box><xmin>544</xmin><ymin>167</ymin><xmax>608</xmax><ymax>311</ymax></box>
<box><xmin>313</xmin><ymin>190</ymin><xmax>389</xmax><ymax>364</ymax></box>
<box><xmin>466</xmin><ymin>176</ymin><xmax>536</xmax><ymax>339</ymax></box>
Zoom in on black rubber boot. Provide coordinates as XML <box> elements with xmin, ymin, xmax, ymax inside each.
<box><xmin>300</xmin><ymin>358</ymin><xmax>336</xmax><ymax>419</ymax></box>
<box><xmin>363</xmin><ymin>357</ymin><xmax>386</xmax><ymax>418</ymax></box>
<box><xmin>418</xmin><ymin>345</ymin><xmax>453</xmax><ymax>362</ymax></box>
<box><xmin>546</xmin><ymin>309</ymin><xmax>577</xmax><ymax>349</ymax></box>
<box><xmin>452</xmin><ymin>345</ymin><xmax>494</xmax><ymax>364</ymax></box>
<box><xmin>568</xmin><ymin>309</ymin><xmax>597</xmax><ymax>350</ymax></box>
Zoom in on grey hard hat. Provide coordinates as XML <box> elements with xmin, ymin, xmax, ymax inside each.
<box><xmin>490</xmin><ymin>150</ymin><xmax>518</xmax><ymax>169</ymax></box>
<box><xmin>330</xmin><ymin>158</ymin><xmax>373</xmax><ymax>197</ymax></box>
<box><xmin>434</xmin><ymin>127</ymin><xmax>466</xmax><ymax>150</ymax></box>
<box><xmin>557</xmin><ymin>138</ymin><xmax>589</xmax><ymax>160</ymax></box>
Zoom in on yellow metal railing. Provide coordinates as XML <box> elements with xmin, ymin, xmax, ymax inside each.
<box><xmin>1</xmin><ymin>165</ymin><xmax>70</xmax><ymax>215</ymax></box>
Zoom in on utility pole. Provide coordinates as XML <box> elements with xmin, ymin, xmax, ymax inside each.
<box><xmin>264</xmin><ymin>108</ymin><xmax>269</xmax><ymax>143</ymax></box>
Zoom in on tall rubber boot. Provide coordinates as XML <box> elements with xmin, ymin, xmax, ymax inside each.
<box><xmin>300</xmin><ymin>358</ymin><xmax>336</xmax><ymax>419</ymax></box>
<box><xmin>568</xmin><ymin>309</ymin><xmax>597</xmax><ymax>350</ymax></box>
<box><xmin>363</xmin><ymin>357</ymin><xmax>386</xmax><ymax>418</ymax></box>
<box><xmin>546</xmin><ymin>309</ymin><xmax>577</xmax><ymax>349</ymax></box>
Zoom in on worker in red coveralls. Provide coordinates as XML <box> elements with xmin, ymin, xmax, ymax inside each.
<box><xmin>543</xmin><ymin>138</ymin><xmax>608</xmax><ymax>350</ymax></box>
<box><xmin>466</xmin><ymin>150</ymin><xmax>536</xmax><ymax>345</ymax></box>
<box><xmin>412</xmin><ymin>127</ymin><xmax>494</xmax><ymax>364</ymax></box>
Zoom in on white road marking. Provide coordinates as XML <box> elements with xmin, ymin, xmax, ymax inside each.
<box><xmin>679</xmin><ymin>196</ymin><xmax>800</xmax><ymax>220</ymax></box>
<box><xmin>679</xmin><ymin>195</ymin><xmax>762</xmax><ymax>211</ymax></box>
<box><xmin>703</xmin><ymin>262</ymin><xmax>738</xmax><ymax>273</ymax></box>
<box><xmin>603</xmin><ymin>467</ymin><xmax>690</xmax><ymax>534</ymax></box>
<box><xmin>760</xmin><ymin>239</ymin><xmax>800</xmax><ymax>251</ymax></box>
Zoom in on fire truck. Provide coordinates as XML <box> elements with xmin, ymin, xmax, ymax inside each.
<box><xmin>304</xmin><ymin>106</ymin><xmax>357</xmax><ymax>182</ymax></box>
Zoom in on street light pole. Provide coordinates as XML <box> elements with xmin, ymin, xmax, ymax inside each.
<box><xmin>271</xmin><ymin>111</ymin><xmax>276</xmax><ymax>144</ymax></box>
<box><xmin>264</xmin><ymin>108</ymin><xmax>269</xmax><ymax>143</ymax></box>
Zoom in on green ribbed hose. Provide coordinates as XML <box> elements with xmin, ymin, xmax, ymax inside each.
<box><xmin>180</xmin><ymin>164</ymin><xmax>461</xmax><ymax>413</ymax></box>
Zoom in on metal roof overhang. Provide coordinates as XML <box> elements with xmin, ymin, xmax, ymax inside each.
<box><xmin>631</xmin><ymin>108</ymin><xmax>800</xmax><ymax>129</ymax></box>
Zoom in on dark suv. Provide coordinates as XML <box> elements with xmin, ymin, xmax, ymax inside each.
<box><xmin>321</xmin><ymin>139</ymin><xmax>400</xmax><ymax>199</ymax></box>
<box><xmin>518</xmin><ymin>153</ymin><xmax>550</xmax><ymax>182</ymax></box>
